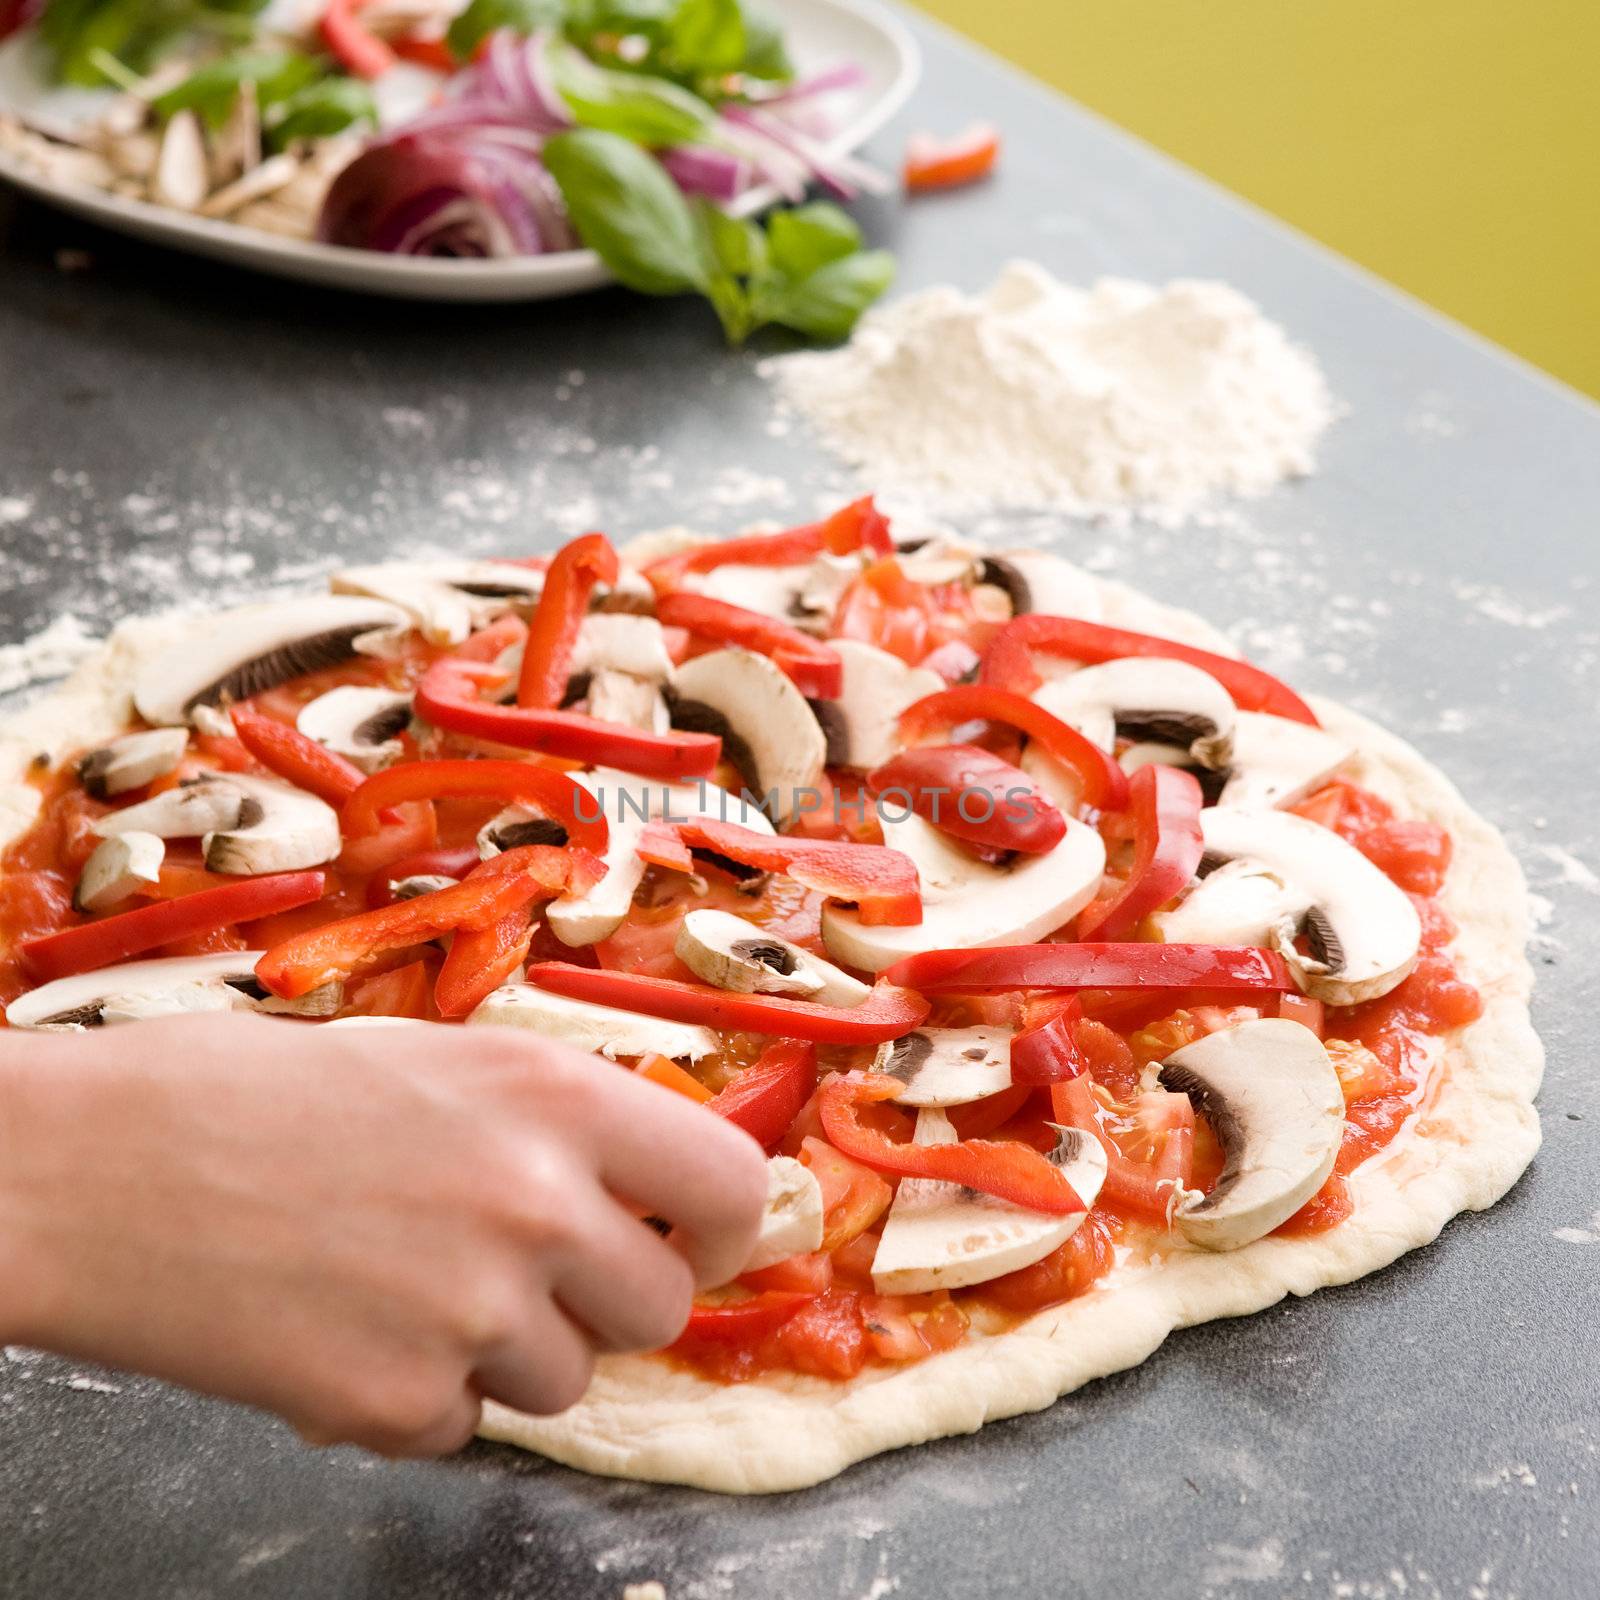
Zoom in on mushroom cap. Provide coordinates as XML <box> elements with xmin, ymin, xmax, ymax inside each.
<box><xmin>466</xmin><ymin>981</ymin><xmax>719</xmax><ymax>1060</ymax></box>
<box><xmin>296</xmin><ymin>685</ymin><xmax>411</xmax><ymax>773</ymax></box>
<box><xmin>808</xmin><ymin>640</ymin><xmax>943</xmax><ymax>772</ymax></box>
<box><xmin>669</xmin><ymin>647</ymin><xmax>826</xmax><ymax>829</ymax></box>
<box><xmin>78</xmin><ymin>727</ymin><xmax>189</xmax><ymax>799</ymax></box>
<box><xmin>569</xmin><ymin>614</ymin><xmax>676</xmax><ymax>683</ymax></box>
<box><xmin>1155</xmin><ymin>806</ymin><xmax>1422</xmax><ymax>1005</ymax></box>
<box><xmin>1217</xmin><ymin>710</ymin><xmax>1352</xmax><ymax>810</ymax></box>
<box><xmin>201</xmin><ymin>770</ymin><xmax>343</xmax><ymax>875</ymax></box>
<box><xmin>738</xmin><ymin>1156</ymin><xmax>826</xmax><ymax>1276</ymax></box>
<box><xmin>872</xmin><ymin>1026</ymin><xmax>1013</xmax><ymax>1106</ymax></box>
<box><xmin>1159</xmin><ymin>1017</ymin><xmax>1345</xmax><ymax>1251</ymax></box>
<box><xmin>870</xmin><ymin>1108</ymin><xmax>1107</xmax><ymax>1293</ymax></box>
<box><xmin>75</xmin><ymin>830</ymin><xmax>165</xmax><ymax>912</ymax></box>
<box><xmin>978</xmin><ymin>551</ymin><xmax>1102</xmax><ymax>621</ymax></box>
<box><xmin>1032</xmin><ymin>657</ymin><xmax>1236</xmax><ymax>770</ymax></box>
<box><xmin>674</xmin><ymin>908</ymin><xmax>872</xmax><ymax>1003</ymax></box>
<box><xmin>7</xmin><ymin>951</ymin><xmax>271</xmax><ymax>1029</ymax></box>
<box><xmin>331</xmin><ymin>560</ymin><xmax>546</xmax><ymax>644</ymax></box>
<box><xmin>133</xmin><ymin>597</ymin><xmax>412</xmax><ymax>725</ymax></box>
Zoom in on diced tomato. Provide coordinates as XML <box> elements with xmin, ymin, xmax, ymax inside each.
<box><xmin>800</xmin><ymin>1135</ymin><xmax>895</xmax><ymax>1250</ymax></box>
<box><xmin>1275</xmin><ymin>1174</ymin><xmax>1355</xmax><ymax>1236</ymax></box>
<box><xmin>980</xmin><ymin>1212</ymin><xmax>1116</xmax><ymax>1315</ymax></box>
<box><xmin>343</xmin><ymin>958</ymin><xmax>434</xmax><ymax>1020</ymax></box>
<box><xmin>1074</xmin><ymin>1016</ymin><xmax>1140</xmax><ymax>1100</ymax></box>
<box><xmin>336</xmin><ymin>800</ymin><xmax>439</xmax><ymax>878</ymax></box>
<box><xmin>1049</xmin><ymin>1075</ymin><xmax>1194</xmax><ymax>1225</ymax></box>
<box><xmin>1278</xmin><ymin>991</ymin><xmax>1326</xmax><ymax>1037</ymax></box>
<box><xmin>741</xmin><ymin>1251</ymin><xmax>834</xmax><ymax>1296</ymax></box>
<box><xmin>772</xmin><ymin>1290</ymin><xmax>870</xmax><ymax>1379</ymax></box>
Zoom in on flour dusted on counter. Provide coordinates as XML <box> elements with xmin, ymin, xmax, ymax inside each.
<box><xmin>762</xmin><ymin>261</ymin><xmax>1334</xmax><ymax>525</ymax></box>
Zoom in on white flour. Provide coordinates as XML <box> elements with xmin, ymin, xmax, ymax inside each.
<box><xmin>762</xmin><ymin>260</ymin><xmax>1334</xmax><ymax>526</ymax></box>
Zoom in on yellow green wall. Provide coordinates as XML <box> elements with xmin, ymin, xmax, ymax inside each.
<box><xmin>911</xmin><ymin>0</ymin><xmax>1600</xmax><ymax>400</ymax></box>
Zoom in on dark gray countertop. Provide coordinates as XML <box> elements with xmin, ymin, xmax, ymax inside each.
<box><xmin>2</xmin><ymin>9</ymin><xmax>1598</xmax><ymax>1597</ymax></box>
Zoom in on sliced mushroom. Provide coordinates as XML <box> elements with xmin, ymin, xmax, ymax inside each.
<box><xmin>329</xmin><ymin>560</ymin><xmax>546</xmax><ymax>645</ymax></box>
<box><xmin>569</xmin><ymin>613</ymin><xmax>675</xmax><ymax>683</ymax></box>
<box><xmin>75</xmin><ymin>831</ymin><xmax>165</xmax><ymax>912</ymax></box>
<box><xmin>209</xmin><ymin>82</ymin><xmax>260</xmax><ymax>188</ymax></box>
<box><xmin>133</xmin><ymin>597</ymin><xmax>412</xmax><ymax>726</ymax></box>
<box><xmin>201</xmin><ymin>771</ymin><xmax>343</xmax><ymax>875</ymax></box>
<box><xmin>693</xmin><ymin>553</ymin><xmax>863</xmax><ymax>637</ymax></box>
<box><xmin>1158</xmin><ymin>1018</ymin><xmax>1344</xmax><ymax>1250</ymax></box>
<box><xmin>670</xmin><ymin>648</ymin><xmax>826</xmax><ymax>828</ymax></box>
<box><xmin>808</xmin><ymin>641</ymin><xmax>943</xmax><ymax>771</ymax></box>
<box><xmin>199</xmin><ymin>151</ymin><xmax>301</xmax><ymax>220</ymax></box>
<box><xmin>1032</xmin><ymin>658</ymin><xmax>1236</xmax><ymax>771</ymax></box>
<box><xmin>583</xmin><ymin>668</ymin><xmax>670</xmax><ymax>733</ymax></box>
<box><xmin>391</xmin><ymin>873</ymin><xmax>459</xmax><ymax>900</ymax></box>
<box><xmin>467</xmin><ymin>982</ymin><xmax>718</xmax><ymax>1060</ymax></box>
<box><xmin>871</xmin><ymin>1108</ymin><xmax>1106</xmax><ymax>1293</ymax></box>
<box><xmin>975</xmin><ymin>551</ymin><xmax>1102</xmax><ymax>622</ymax></box>
<box><xmin>1217</xmin><ymin>711</ymin><xmax>1352</xmax><ymax>810</ymax></box>
<box><xmin>78</xmin><ymin>727</ymin><xmax>189</xmax><ymax>798</ymax></box>
<box><xmin>477</xmin><ymin>805</ymin><xmax>570</xmax><ymax>859</ymax></box>
<box><xmin>296</xmin><ymin>686</ymin><xmax>412</xmax><ymax>773</ymax></box>
<box><xmin>544</xmin><ymin>769</ymin><xmax>771</xmax><ymax>947</ymax></box>
<box><xmin>822</xmin><ymin>758</ymin><xmax>1104</xmax><ymax>974</ymax></box>
<box><xmin>741</xmin><ymin>1156</ymin><xmax>826</xmax><ymax>1275</ymax></box>
<box><xmin>675</xmin><ymin>909</ymin><xmax>870</xmax><ymax>1005</ymax></box>
<box><xmin>1152</xmin><ymin>807</ymin><xmax>1421</xmax><ymax>1005</ymax></box>
<box><xmin>151</xmin><ymin>109</ymin><xmax>207</xmax><ymax>210</ymax></box>
<box><xmin>5</xmin><ymin>953</ymin><xmax>341</xmax><ymax>1030</ymax></box>
<box><xmin>873</xmin><ymin>1026</ymin><xmax>1013</xmax><ymax>1106</ymax></box>
<box><xmin>893</xmin><ymin>534</ymin><xmax>982</xmax><ymax>587</ymax></box>
<box><xmin>92</xmin><ymin>775</ymin><xmax>247</xmax><ymax>841</ymax></box>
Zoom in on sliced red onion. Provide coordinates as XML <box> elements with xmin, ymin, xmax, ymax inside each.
<box><xmin>749</xmin><ymin>62</ymin><xmax>867</xmax><ymax>104</ymax></box>
<box><xmin>721</xmin><ymin>104</ymin><xmax>890</xmax><ymax>200</ymax></box>
<box><xmin>659</xmin><ymin>144</ymin><xmax>752</xmax><ymax>201</ymax></box>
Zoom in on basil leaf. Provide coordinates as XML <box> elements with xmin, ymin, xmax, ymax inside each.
<box><xmin>152</xmin><ymin>50</ymin><xmax>325</xmax><ymax>126</ymax></box>
<box><xmin>738</xmin><ymin>8</ymin><xmax>791</xmax><ymax>80</ymax></box>
<box><xmin>554</xmin><ymin>45</ymin><xmax>715</xmax><ymax>144</ymax></box>
<box><xmin>544</xmin><ymin>128</ymin><xmax>707</xmax><ymax>295</ymax></box>
<box><xmin>766</xmin><ymin>201</ymin><xmax>861</xmax><ymax>280</ymax></box>
<box><xmin>754</xmin><ymin>248</ymin><xmax>894</xmax><ymax>342</ymax></box>
<box><xmin>446</xmin><ymin>0</ymin><xmax>564</xmax><ymax>61</ymax></box>
<box><xmin>666</xmin><ymin>0</ymin><xmax>745</xmax><ymax>77</ymax></box>
<box><xmin>696</xmin><ymin>199</ymin><xmax>765</xmax><ymax>278</ymax></box>
<box><xmin>266</xmin><ymin>77</ymin><xmax>378</xmax><ymax>149</ymax></box>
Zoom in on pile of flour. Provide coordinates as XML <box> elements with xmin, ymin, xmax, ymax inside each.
<box><xmin>762</xmin><ymin>260</ymin><xmax>1334</xmax><ymax>525</ymax></box>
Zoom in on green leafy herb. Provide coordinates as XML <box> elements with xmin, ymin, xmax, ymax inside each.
<box><xmin>150</xmin><ymin>49</ymin><xmax>325</xmax><ymax>126</ymax></box>
<box><xmin>552</xmin><ymin>41</ymin><xmax>715</xmax><ymax>145</ymax></box>
<box><xmin>37</xmin><ymin>0</ymin><xmax>267</xmax><ymax>87</ymax></box>
<box><xmin>545</xmin><ymin>129</ymin><xmax>892</xmax><ymax>344</ymax></box>
<box><xmin>663</xmin><ymin>0</ymin><xmax>744</xmax><ymax>77</ymax></box>
<box><xmin>446</xmin><ymin>0</ymin><xmax>564</xmax><ymax>64</ymax></box>
<box><xmin>266</xmin><ymin>75</ymin><xmax>378</xmax><ymax>148</ymax></box>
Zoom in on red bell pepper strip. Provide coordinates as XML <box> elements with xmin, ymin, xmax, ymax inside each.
<box><xmin>820</xmin><ymin>1074</ymin><xmax>1084</xmax><ymax>1215</ymax></box>
<box><xmin>229</xmin><ymin>700</ymin><xmax>367</xmax><ymax>807</ymax></box>
<box><xmin>947</xmin><ymin>1083</ymin><xmax>1033</xmax><ymax>1141</ymax></box>
<box><xmin>527</xmin><ymin>963</ymin><xmax>930</xmax><ymax>1044</ymax></box>
<box><xmin>19</xmin><ymin>871</ymin><xmax>325</xmax><ymax>982</ymax></box>
<box><xmin>517</xmin><ymin>532</ymin><xmax>619</xmax><ymax>709</ymax></box>
<box><xmin>341</xmin><ymin>758</ymin><xmax>607</xmax><ymax>853</ymax></box>
<box><xmin>257</xmin><ymin>846</ymin><xmax>584</xmax><ymax>998</ymax></box>
<box><xmin>675</xmin><ymin>819</ymin><xmax>921</xmax><ymax>926</ymax></box>
<box><xmin>414</xmin><ymin>653</ymin><xmax>721</xmax><ymax>783</ymax></box>
<box><xmin>982</xmin><ymin>615</ymin><xmax>1319</xmax><ymax>726</ymax></box>
<box><xmin>883</xmin><ymin>942</ymin><xmax>1295</xmax><ymax>994</ymax></box>
<box><xmin>904</xmin><ymin>122</ymin><xmax>1001</xmax><ymax>192</ymax></box>
<box><xmin>434</xmin><ymin>904</ymin><xmax>536</xmax><ymax>1018</ymax></box>
<box><xmin>1076</xmin><ymin>765</ymin><xmax>1205</xmax><ymax>940</ymax></box>
<box><xmin>1009</xmin><ymin>997</ymin><xmax>1088</xmax><ymax>1086</ymax></box>
<box><xmin>898</xmin><ymin>685</ymin><xmax>1129</xmax><ymax>812</ymax></box>
<box><xmin>675</xmin><ymin>1291</ymin><xmax>816</xmax><ymax>1344</ymax></box>
<box><xmin>320</xmin><ymin>0</ymin><xmax>394</xmax><ymax>78</ymax></box>
<box><xmin>364</xmin><ymin>845</ymin><xmax>482</xmax><ymax>908</ymax></box>
<box><xmin>818</xmin><ymin>494</ymin><xmax>893</xmax><ymax>557</ymax></box>
<box><xmin>635</xmin><ymin>821</ymin><xmax>695</xmax><ymax>873</ymax></box>
<box><xmin>706</xmin><ymin>1041</ymin><xmax>819</xmax><ymax>1149</ymax></box>
<box><xmin>655</xmin><ymin>592</ymin><xmax>844</xmax><ymax>699</ymax></box>
<box><xmin>867</xmin><ymin>743</ymin><xmax>1065</xmax><ymax>856</ymax></box>
<box><xmin>390</xmin><ymin>32</ymin><xmax>456</xmax><ymax>71</ymax></box>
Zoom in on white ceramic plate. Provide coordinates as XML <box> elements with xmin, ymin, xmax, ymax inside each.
<box><xmin>0</xmin><ymin>0</ymin><xmax>919</xmax><ymax>300</ymax></box>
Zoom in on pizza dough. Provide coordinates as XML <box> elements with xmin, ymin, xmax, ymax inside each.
<box><xmin>0</xmin><ymin>563</ymin><xmax>1542</xmax><ymax>1496</ymax></box>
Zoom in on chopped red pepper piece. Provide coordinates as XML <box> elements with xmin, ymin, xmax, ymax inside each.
<box><xmin>517</xmin><ymin>532</ymin><xmax>619</xmax><ymax>709</ymax></box>
<box><xmin>818</xmin><ymin>494</ymin><xmax>893</xmax><ymax>557</ymax></box>
<box><xmin>904</xmin><ymin>122</ymin><xmax>1001</xmax><ymax>192</ymax></box>
<box><xmin>258</xmin><ymin>846</ymin><xmax>587</xmax><ymax>998</ymax></box>
<box><xmin>883</xmin><ymin>942</ymin><xmax>1295</xmax><ymax>994</ymax></box>
<box><xmin>867</xmin><ymin>743</ymin><xmax>1065</xmax><ymax>856</ymax></box>
<box><xmin>527</xmin><ymin>962</ymin><xmax>930</xmax><ymax>1044</ymax></box>
<box><xmin>434</xmin><ymin>897</ymin><xmax>542</xmax><ymax>1018</ymax></box>
<box><xmin>982</xmin><ymin>615</ymin><xmax>1318</xmax><ymax>726</ymax></box>
<box><xmin>229</xmin><ymin>700</ymin><xmax>367</xmax><ymax>807</ymax></box>
<box><xmin>656</xmin><ymin>592</ymin><xmax>844</xmax><ymax>699</ymax></box>
<box><xmin>897</xmin><ymin>685</ymin><xmax>1129</xmax><ymax>812</ymax></box>
<box><xmin>676</xmin><ymin>819</ymin><xmax>921</xmax><ymax>926</ymax></box>
<box><xmin>1010</xmin><ymin>997</ymin><xmax>1088</xmax><ymax>1086</ymax></box>
<box><xmin>340</xmin><ymin>758</ymin><xmax>607</xmax><ymax>854</ymax></box>
<box><xmin>706</xmin><ymin>1041</ymin><xmax>818</xmax><ymax>1149</ymax></box>
<box><xmin>1076</xmin><ymin>765</ymin><xmax>1205</xmax><ymax>940</ymax></box>
<box><xmin>19</xmin><ymin>871</ymin><xmax>325</xmax><ymax>982</ymax></box>
<box><xmin>819</xmin><ymin>1073</ymin><xmax>1084</xmax><ymax>1214</ymax></box>
<box><xmin>320</xmin><ymin>0</ymin><xmax>394</xmax><ymax>78</ymax></box>
<box><xmin>634</xmin><ymin>821</ymin><xmax>695</xmax><ymax>873</ymax></box>
<box><xmin>414</xmin><ymin>653</ymin><xmax>721</xmax><ymax>782</ymax></box>
<box><xmin>675</xmin><ymin>1291</ymin><xmax>816</xmax><ymax>1344</ymax></box>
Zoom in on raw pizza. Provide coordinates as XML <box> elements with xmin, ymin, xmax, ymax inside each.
<box><xmin>0</xmin><ymin>499</ymin><xmax>1542</xmax><ymax>1493</ymax></box>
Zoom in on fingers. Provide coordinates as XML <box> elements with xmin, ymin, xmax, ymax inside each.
<box><xmin>473</xmin><ymin>1298</ymin><xmax>597</xmax><ymax>1419</ymax></box>
<box><xmin>550</xmin><ymin>1186</ymin><xmax>696</xmax><ymax>1353</ymax></box>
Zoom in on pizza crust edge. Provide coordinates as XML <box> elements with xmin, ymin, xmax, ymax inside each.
<box><xmin>0</xmin><ymin>569</ymin><xmax>1542</xmax><ymax>1496</ymax></box>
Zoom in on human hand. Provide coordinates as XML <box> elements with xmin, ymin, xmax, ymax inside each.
<box><xmin>0</xmin><ymin>1014</ymin><xmax>767</xmax><ymax>1456</ymax></box>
